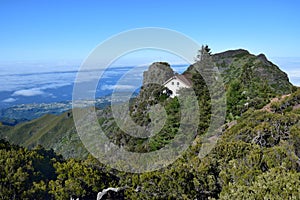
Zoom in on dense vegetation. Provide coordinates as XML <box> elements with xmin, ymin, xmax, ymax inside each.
<box><xmin>0</xmin><ymin>139</ymin><xmax>119</xmax><ymax>199</ymax></box>
<box><xmin>2</xmin><ymin>97</ymin><xmax>300</xmax><ymax>199</ymax></box>
<box><xmin>1</xmin><ymin>48</ymin><xmax>299</xmax><ymax>199</ymax></box>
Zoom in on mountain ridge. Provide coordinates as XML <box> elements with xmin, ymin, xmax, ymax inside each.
<box><xmin>0</xmin><ymin>48</ymin><xmax>296</xmax><ymax>158</ymax></box>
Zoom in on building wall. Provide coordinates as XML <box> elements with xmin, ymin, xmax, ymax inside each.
<box><xmin>164</xmin><ymin>78</ymin><xmax>190</xmax><ymax>98</ymax></box>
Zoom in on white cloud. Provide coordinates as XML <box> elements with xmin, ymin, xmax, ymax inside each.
<box><xmin>101</xmin><ymin>84</ymin><xmax>136</xmax><ymax>91</ymax></box>
<box><xmin>287</xmin><ymin>70</ymin><xmax>300</xmax><ymax>78</ymax></box>
<box><xmin>74</xmin><ymin>70</ymin><xmax>104</xmax><ymax>83</ymax></box>
<box><xmin>0</xmin><ymin>70</ymin><xmax>76</xmax><ymax>92</ymax></box>
<box><xmin>39</xmin><ymin>83</ymin><xmax>72</xmax><ymax>90</ymax></box>
<box><xmin>2</xmin><ymin>98</ymin><xmax>17</xmax><ymax>103</ymax></box>
<box><xmin>12</xmin><ymin>88</ymin><xmax>45</xmax><ymax>97</ymax></box>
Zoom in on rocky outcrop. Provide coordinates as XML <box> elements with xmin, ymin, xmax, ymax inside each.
<box><xmin>142</xmin><ymin>62</ymin><xmax>174</xmax><ymax>85</ymax></box>
<box><xmin>211</xmin><ymin>49</ymin><xmax>293</xmax><ymax>94</ymax></box>
<box><xmin>257</xmin><ymin>53</ymin><xmax>272</xmax><ymax>66</ymax></box>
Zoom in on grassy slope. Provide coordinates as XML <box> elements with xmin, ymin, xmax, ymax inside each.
<box><xmin>0</xmin><ymin>111</ymin><xmax>88</xmax><ymax>159</ymax></box>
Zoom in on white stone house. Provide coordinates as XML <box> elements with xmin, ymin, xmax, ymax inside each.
<box><xmin>163</xmin><ymin>74</ymin><xmax>192</xmax><ymax>98</ymax></box>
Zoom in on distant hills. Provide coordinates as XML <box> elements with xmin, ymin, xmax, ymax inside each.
<box><xmin>0</xmin><ymin>94</ymin><xmax>136</xmax><ymax>126</ymax></box>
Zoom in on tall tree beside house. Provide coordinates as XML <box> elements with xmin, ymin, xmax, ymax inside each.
<box><xmin>195</xmin><ymin>45</ymin><xmax>212</xmax><ymax>61</ymax></box>
<box><xmin>194</xmin><ymin>45</ymin><xmax>217</xmax><ymax>87</ymax></box>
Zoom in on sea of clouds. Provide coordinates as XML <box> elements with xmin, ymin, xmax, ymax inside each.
<box><xmin>0</xmin><ymin>60</ymin><xmax>188</xmax><ymax>108</ymax></box>
<box><xmin>0</xmin><ymin>55</ymin><xmax>298</xmax><ymax>109</ymax></box>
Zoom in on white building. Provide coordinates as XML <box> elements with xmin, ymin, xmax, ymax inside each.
<box><xmin>163</xmin><ymin>74</ymin><xmax>192</xmax><ymax>98</ymax></box>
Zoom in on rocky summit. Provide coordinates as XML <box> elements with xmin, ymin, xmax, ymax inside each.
<box><xmin>212</xmin><ymin>49</ymin><xmax>293</xmax><ymax>93</ymax></box>
<box><xmin>142</xmin><ymin>62</ymin><xmax>174</xmax><ymax>85</ymax></box>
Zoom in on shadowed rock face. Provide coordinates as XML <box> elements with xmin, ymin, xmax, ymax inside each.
<box><xmin>143</xmin><ymin>62</ymin><xmax>174</xmax><ymax>86</ymax></box>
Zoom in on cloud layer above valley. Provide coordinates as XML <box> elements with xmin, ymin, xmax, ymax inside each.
<box><xmin>2</xmin><ymin>98</ymin><xmax>17</xmax><ymax>103</ymax></box>
<box><xmin>12</xmin><ymin>88</ymin><xmax>45</xmax><ymax>97</ymax></box>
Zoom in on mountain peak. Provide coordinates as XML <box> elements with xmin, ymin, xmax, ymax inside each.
<box><xmin>213</xmin><ymin>49</ymin><xmax>250</xmax><ymax>58</ymax></box>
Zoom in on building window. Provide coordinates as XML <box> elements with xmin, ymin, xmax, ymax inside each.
<box><xmin>177</xmin><ymin>82</ymin><xmax>180</xmax><ymax>86</ymax></box>
<box><xmin>172</xmin><ymin>82</ymin><xmax>174</xmax><ymax>85</ymax></box>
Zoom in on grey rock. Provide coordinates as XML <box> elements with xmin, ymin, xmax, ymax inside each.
<box><xmin>142</xmin><ymin>62</ymin><xmax>174</xmax><ymax>86</ymax></box>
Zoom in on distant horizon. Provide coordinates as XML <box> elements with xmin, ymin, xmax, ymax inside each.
<box><xmin>0</xmin><ymin>49</ymin><xmax>299</xmax><ymax>87</ymax></box>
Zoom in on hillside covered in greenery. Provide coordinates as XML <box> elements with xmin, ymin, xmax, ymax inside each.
<box><xmin>1</xmin><ymin>47</ymin><xmax>299</xmax><ymax>199</ymax></box>
<box><xmin>1</xmin><ymin>90</ymin><xmax>300</xmax><ymax>199</ymax></box>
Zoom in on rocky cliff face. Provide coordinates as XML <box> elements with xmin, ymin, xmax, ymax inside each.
<box><xmin>142</xmin><ymin>62</ymin><xmax>174</xmax><ymax>85</ymax></box>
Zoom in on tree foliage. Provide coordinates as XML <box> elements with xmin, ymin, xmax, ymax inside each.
<box><xmin>0</xmin><ymin>140</ymin><xmax>118</xmax><ymax>199</ymax></box>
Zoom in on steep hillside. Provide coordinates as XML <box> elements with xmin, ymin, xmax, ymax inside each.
<box><xmin>212</xmin><ymin>49</ymin><xmax>293</xmax><ymax>93</ymax></box>
<box><xmin>122</xmin><ymin>95</ymin><xmax>300</xmax><ymax>199</ymax></box>
<box><xmin>0</xmin><ymin>111</ymin><xmax>87</xmax><ymax>159</ymax></box>
<box><xmin>185</xmin><ymin>49</ymin><xmax>296</xmax><ymax>118</ymax></box>
<box><xmin>1</xmin><ymin>89</ymin><xmax>300</xmax><ymax>199</ymax></box>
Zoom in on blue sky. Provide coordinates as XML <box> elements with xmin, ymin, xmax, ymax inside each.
<box><xmin>0</xmin><ymin>0</ymin><xmax>300</xmax><ymax>106</ymax></box>
<box><xmin>0</xmin><ymin>0</ymin><xmax>299</xmax><ymax>62</ymax></box>
<box><xmin>0</xmin><ymin>0</ymin><xmax>300</xmax><ymax>84</ymax></box>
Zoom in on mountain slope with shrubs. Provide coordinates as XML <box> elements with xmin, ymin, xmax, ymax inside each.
<box><xmin>0</xmin><ymin>47</ymin><xmax>299</xmax><ymax>199</ymax></box>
